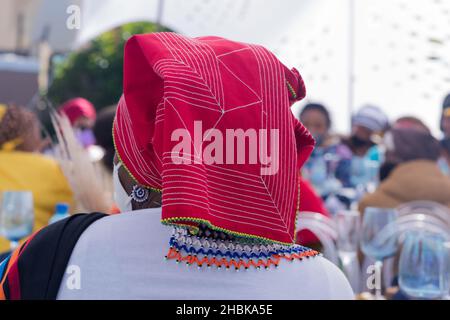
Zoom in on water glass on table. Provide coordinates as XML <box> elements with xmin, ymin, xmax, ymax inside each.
<box><xmin>399</xmin><ymin>231</ymin><xmax>450</xmax><ymax>300</ymax></box>
<box><xmin>0</xmin><ymin>191</ymin><xmax>35</xmax><ymax>251</ymax></box>
<box><xmin>336</xmin><ymin>210</ymin><xmax>361</xmax><ymax>293</ymax></box>
<box><xmin>360</xmin><ymin>207</ymin><xmax>399</xmax><ymax>299</ymax></box>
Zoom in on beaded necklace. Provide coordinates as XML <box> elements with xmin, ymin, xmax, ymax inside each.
<box><xmin>165</xmin><ymin>226</ymin><xmax>320</xmax><ymax>271</ymax></box>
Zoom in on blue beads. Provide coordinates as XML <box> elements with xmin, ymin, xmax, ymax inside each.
<box><xmin>169</xmin><ymin>236</ymin><xmax>312</xmax><ymax>260</ymax></box>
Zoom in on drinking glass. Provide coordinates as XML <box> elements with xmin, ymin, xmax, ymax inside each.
<box><xmin>350</xmin><ymin>157</ymin><xmax>379</xmax><ymax>193</ymax></box>
<box><xmin>309</xmin><ymin>156</ymin><xmax>327</xmax><ymax>194</ymax></box>
<box><xmin>365</xmin><ymin>160</ymin><xmax>380</xmax><ymax>193</ymax></box>
<box><xmin>336</xmin><ymin>210</ymin><xmax>361</xmax><ymax>292</ymax></box>
<box><xmin>399</xmin><ymin>231</ymin><xmax>449</xmax><ymax>300</ymax></box>
<box><xmin>360</xmin><ymin>207</ymin><xmax>399</xmax><ymax>299</ymax></box>
<box><xmin>337</xmin><ymin>210</ymin><xmax>361</xmax><ymax>252</ymax></box>
<box><xmin>323</xmin><ymin>153</ymin><xmax>342</xmax><ymax>195</ymax></box>
<box><xmin>444</xmin><ymin>242</ymin><xmax>450</xmax><ymax>299</ymax></box>
<box><xmin>0</xmin><ymin>191</ymin><xmax>35</xmax><ymax>250</ymax></box>
<box><xmin>350</xmin><ymin>156</ymin><xmax>366</xmax><ymax>189</ymax></box>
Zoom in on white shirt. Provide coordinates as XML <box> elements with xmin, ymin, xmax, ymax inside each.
<box><xmin>57</xmin><ymin>208</ymin><xmax>354</xmax><ymax>300</ymax></box>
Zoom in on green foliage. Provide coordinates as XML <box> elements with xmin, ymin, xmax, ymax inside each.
<box><xmin>47</xmin><ymin>22</ymin><xmax>163</xmax><ymax>110</ymax></box>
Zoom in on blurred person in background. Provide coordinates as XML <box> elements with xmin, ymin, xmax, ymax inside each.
<box><xmin>343</xmin><ymin>105</ymin><xmax>389</xmax><ymax>189</ymax></box>
<box><xmin>59</xmin><ymin>97</ymin><xmax>105</xmax><ymax>164</ymax></box>
<box><xmin>344</xmin><ymin>105</ymin><xmax>389</xmax><ymax>160</ymax></box>
<box><xmin>59</xmin><ymin>97</ymin><xmax>97</xmax><ymax>148</ymax></box>
<box><xmin>393</xmin><ymin>116</ymin><xmax>449</xmax><ymax>176</ymax></box>
<box><xmin>0</xmin><ymin>104</ymin><xmax>74</xmax><ymax>252</ymax></box>
<box><xmin>358</xmin><ymin>118</ymin><xmax>450</xmax><ymax>214</ymax></box>
<box><xmin>440</xmin><ymin>93</ymin><xmax>450</xmax><ymax>139</ymax></box>
<box><xmin>300</xmin><ymin>103</ymin><xmax>352</xmax><ymax>189</ymax></box>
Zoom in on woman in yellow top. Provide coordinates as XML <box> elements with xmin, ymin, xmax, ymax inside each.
<box><xmin>0</xmin><ymin>104</ymin><xmax>74</xmax><ymax>252</ymax></box>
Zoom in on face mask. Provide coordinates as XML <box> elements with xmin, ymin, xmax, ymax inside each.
<box><xmin>75</xmin><ymin>128</ymin><xmax>96</xmax><ymax>148</ymax></box>
<box><xmin>113</xmin><ymin>162</ymin><xmax>132</xmax><ymax>212</ymax></box>
<box><xmin>351</xmin><ymin>135</ymin><xmax>372</xmax><ymax>148</ymax></box>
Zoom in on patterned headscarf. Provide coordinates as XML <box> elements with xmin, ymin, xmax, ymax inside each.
<box><xmin>113</xmin><ymin>33</ymin><xmax>314</xmax><ymax>245</ymax></box>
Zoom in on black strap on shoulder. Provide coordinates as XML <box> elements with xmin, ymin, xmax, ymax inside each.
<box><xmin>17</xmin><ymin>212</ymin><xmax>108</xmax><ymax>299</ymax></box>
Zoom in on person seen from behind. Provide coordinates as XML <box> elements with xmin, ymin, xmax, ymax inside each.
<box><xmin>0</xmin><ymin>104</ymin><xmax>74</xmax><ymax>253</ymax></box>
<box><xmin>358</xmin><ymin>117</ymin><xmax>450</xmax><ymax>214</ymax></box>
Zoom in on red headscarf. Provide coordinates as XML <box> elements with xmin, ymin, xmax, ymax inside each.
<box><xmin>59</xmin><ymin>97</ymin><xmax>96</xmax><ymax>125</ymax></box>
<box><xmin>113</xmin><ymin>33</ymin><xmax>314</xmax><ymax>244</ymax></box>
<box><xmin>296</xmin><ymin>177</ymin><xmax>330</xmax><ymax>245</ymax></box>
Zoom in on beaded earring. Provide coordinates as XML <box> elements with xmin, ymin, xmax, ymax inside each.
<box><xmin>131</xmin><ymin>185</ymin><xmax>149</xmax><ymax>203</ymax></box>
